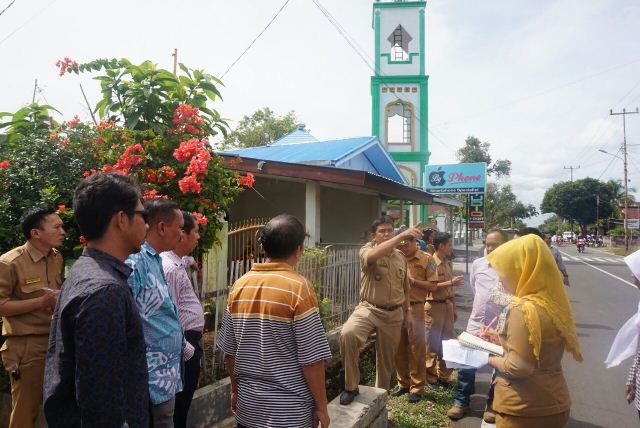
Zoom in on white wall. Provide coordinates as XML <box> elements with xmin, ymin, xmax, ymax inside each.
<box><xmin>379</xmin><ymin>7</ymin><xmax>421</xmax><ymax>76</ymax></box>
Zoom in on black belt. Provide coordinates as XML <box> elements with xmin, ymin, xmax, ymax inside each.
<box><xmin>410</xmin><ymin>301</ymin><xmax>425</xmax><ymax>306</ymax></box>
<box><xmin>365</xmin><ymin>301</ymin><xmax>401</xmax><ymax>311</ymax></box>
<box><xmin>428</xmin><ymin>299</ymin><xmax>451</xmax><ymax>304</ymax></box>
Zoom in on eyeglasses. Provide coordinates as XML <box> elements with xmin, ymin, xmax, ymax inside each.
<box><xmin>133</xmin><ymin>209</ymin><xmax>147</xmax><ymax>223</ymax></box>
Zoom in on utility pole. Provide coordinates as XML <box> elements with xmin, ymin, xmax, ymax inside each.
<box><xmin>610</xmin><ymin>107</ymin><xmax>639</xmax><ymax>252</ymax></box>
<box><xmin>564</xmin><ymin>165</ymin><xmax>580</xmax><ymax>182</ymax></box>
<box><xmin>564</xmin><ymin>165</ymin><xmax>580</xmax><ymax>238</ymax></box>
<box><xmin>32</xmin><ymin>79</ymin><xmax>38</xmax><ymax>103</ymax></box>
<box><xmin>596</xmin><ymin>194</ymin><xmax>600</xmax><ymax>238</ymax></box>
<box><xmin>172</xmin><ymin>48</ymin><xmax>178</xmax><ymax>75</ymax></box>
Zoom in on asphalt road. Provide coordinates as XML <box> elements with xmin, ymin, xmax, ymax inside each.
<box><xmin>559</xmin><ymin>244</ymin><xmax>639</xmax><ymax>427</ymax></box>
<box><xmin>452</xmin><ymin>243</ymin><xmax>640</xmax><ymax>427</ymax></box>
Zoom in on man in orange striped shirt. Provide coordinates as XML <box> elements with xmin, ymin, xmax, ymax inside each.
<box><xmin>217</xmin><ymin>214</ymin><xmax>332</xmax><ymax>428</ymax></box>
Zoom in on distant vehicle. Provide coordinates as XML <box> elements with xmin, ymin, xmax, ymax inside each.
<box><xmin>563</xmin><ymin>231</ymin><xmax>574</xmax><ymax>242</ymax></box>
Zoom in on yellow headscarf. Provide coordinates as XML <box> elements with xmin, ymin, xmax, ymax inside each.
<box><xmin>487</xmin><ymin>234</ymin><xmax>583</xmax><ymax>362</ymax></box>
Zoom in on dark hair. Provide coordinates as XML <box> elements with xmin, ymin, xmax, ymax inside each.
<box><xmin>433</xmin><ymin>232</ymin><xmax>451</xmax><ymax>250</ymax></box>
<box><xmin>422</xmin><ymin>228</ymin><xmax>435</xmax><ymax>242</ymax></box>
<box><xmin>370</xmin><ymin>215</ymin><xmax>394</xmax><ymax>233</ymax></box>
<box><xmin>20</xmin><ymin>205</ymin><xmax>56</xmax><ymax>240</ymax></box>
<box><xmin>73</xmin><ymin>172</ymin><xmax>141</xmax><ymax>240</ymax></box>
<box><xmin>518</xmin><ymin>227</ymin><xmax>544</xmax><ymax>240</ymax></box>
<box><xmin>144</xmin><ymin>198</ymin><xmax>180</xmax><ymax>227</ymax></box>
<box><xmin>181</xmin><ymin>210</ymin><xmax>196</xmax><ymax>234</ymax></box>
<box><xmin>486</xmin><ymin>228</ymin><xmax>508</xmax><ymax>243</ymax></box>
<box><xmin>259</xmin><ymin>214</ymin><xmax>307</xmax><ymax>259</ymax></box>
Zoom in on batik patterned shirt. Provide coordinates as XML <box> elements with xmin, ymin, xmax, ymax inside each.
<box><xmin>127</xmin><ymin>241</ymin><xmax>183</xmax><ymax>405</ymax></box>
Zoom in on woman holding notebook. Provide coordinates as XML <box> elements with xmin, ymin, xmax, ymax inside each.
<box><xmin>485</xmin><ymin>234</ymin><xmax>583</xmax><ymax>427</ymax></box>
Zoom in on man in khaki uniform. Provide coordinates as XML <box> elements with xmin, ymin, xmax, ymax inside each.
<box><xmin>339</xmin><ymin>217</ymin><xmax>422</xmax><ymax>405</ymax></box>
<box><xmin>0</xmin><ymin>206</ymin><xmax>64</xmax><ymax>428</ymax></box>
<box><xmin>392</xmin><ymin>235</ymin><xmax>452</xmax><ymax>403</ymax></box>
<box><xmin>425</xmin><ymin>232</ymin><xmax>463</xmax><ymax>387</ymax></box>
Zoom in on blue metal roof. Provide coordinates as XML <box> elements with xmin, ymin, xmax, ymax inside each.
<box><xmin>270</xmin><ymin>129</ymin><xmax>318</xmax><ymax>145</ymax></box>
<box><xmin>220</xmin><ymin>134</ymin><xmax>407</xmax><ymax>184</ymax></box>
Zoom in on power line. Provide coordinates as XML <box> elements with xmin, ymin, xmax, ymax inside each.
<box><xmin>220</xmin><ymin>0</ymin><xmax>292</xmax><ymax>79</ymax></box>
<box><xmin>563</xmin><ymin>165</ymin><xmax>580</xmax><ymax>182</ymax></box>
<box><xmin>598</xmin><ymin>147</ymin><xmax>622</xmax><ymax>179</ymax></box>
<box><xmin>0</xmin><ymin>0</ymin><xmax>16</xmax><ymax>17</ymax></box>
<box><xmin>309</xmin><ymin>0</ymin><xmax>455</xmax><ymax>153</ymax></box>
<box><xmin>0</xmin><ymin>0</ymin><xmax>59</xmax><ymax>47</ymax></box>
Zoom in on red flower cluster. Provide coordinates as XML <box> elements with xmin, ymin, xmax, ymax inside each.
<box><xmin>172</xmin><ymin>104</ymin><xmax>205</xmax><ymax>135</ymax></box>
<box><xmin>57</xmin><ymin>204</ymin><xmax>66</xmax><ymax>212</ymax></box>
<box><xmin>192</xmin><ymin>212</ymin><xmax>208</xmax><ymax>226</ymax></box>
<box><xmin>58</xmin><ymin>138</ymin><xmax>70</xmax><ymax>148</ymax></box>
<box><xmin>0</xmin><ymin>160</ymin><xmax>9</xmax><ymax>169</ymax></box>
<box><xmin>97</xmin><ymin>120</ymin><xmax>115</xmax><ymax>131</ymax></box>
<box><xmin>79</xmin><ymin>235</ymin><xmax>88</xmax><ymax>247</ymax></box>
<box><xmin>186</xmin><ymin>149</ymin><xmax>211</xmax><ymax>176</ymax></box>
<box><xmin>157</xmin><ymin>166</ymin><xmax>176</xmax><ymax>183</ymax></box>
<box><xmin>55</xmin><ymin>57</ymin><xmax>79</xmax><ymax>76</ymax></box>
<box><xmin>173</xmin><ymin>138</ymin><xmax>201</xmax><ymax>162</ymax></box>
<box><xmin>178</xmin><ymin>175</ymin><xmax>202</xmax><ymax>194</ymax></box>
<box><xmin>238</xmin><ymin>172</ymin><xmax>255</xmax><ymax>188</ymax></box>
<box><xmin>143</xmin><ymin>189</ymin><xmax>169</xmax><ymax>200</ymax></box>
<box><xmin>113</xmin><ymin>144</ymin><xmax>145</xmax><ymax>174</ymax></box>
<box><xmin>67</xmin><ymin>115</ymin><xmax>81</xmax><ymax>128</ymax></box>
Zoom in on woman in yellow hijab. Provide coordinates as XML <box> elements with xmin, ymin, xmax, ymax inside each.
<box><xmin>486</xmin><ymin>234</ymin><xmax>583</xmax><ymax>428</ymax></box>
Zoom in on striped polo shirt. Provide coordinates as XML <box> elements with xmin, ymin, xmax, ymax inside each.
<box><xmin>217</xmin><ymin>262</ymin><xmax>332</xmax><ymax>428</ymax></box>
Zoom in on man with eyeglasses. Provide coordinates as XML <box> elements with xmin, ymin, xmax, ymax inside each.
<box><xmin>44</xmin><ymin>172</ymin><xmax>150</xmax><ymax>427</ymax></box>
<box><xmin>339</xmin><ymin>216</ymin><xmax>422</xmax><ymax>405</ymax></box>
<box><xmin>126</xmin><ymin>198</ymin><xmax>185</xmax><ymax>427</ymax></box>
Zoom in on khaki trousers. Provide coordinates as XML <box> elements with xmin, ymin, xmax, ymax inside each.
<box><xmin>395</xmin><ymin>305</ymin><xmax>426</xmax><ymax>394</ymax></box>
<box><xmin>340</xmin><ymin>302</ymin><xmax>404</xmax><ymax>391</ymax></box>
<box><xmin>0</xmin><ymin>335</ymin><xmax>48</xmax><ymax>428</ymax></box>
<box><xmin>496</xmin><ymin>410</ymin><xmax>570</xmax><ymax>428</ymax></box>
<box><xmin>425</xmin><ymin>301</ymin><xmax>455</xmax><ymax>384</ymax></box>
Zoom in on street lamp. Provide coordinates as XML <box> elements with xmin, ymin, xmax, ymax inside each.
<box><xmin>598</xmin><ymin>148</ymin><xmax>629</xmax><ymax>251</ymax></box>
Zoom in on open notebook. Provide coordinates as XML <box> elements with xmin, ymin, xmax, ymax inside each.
<box><xmin>458</xmin><ymin>331</ymin><xmax>504</xmax><ymax>356</ymax></box>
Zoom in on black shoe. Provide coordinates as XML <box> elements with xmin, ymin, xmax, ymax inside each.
<box><xmin>391</xmin><ymin>386</ymin><xmax>409</xmax><ymax>397</ymax></box>
<box><xmin>408</xmin><ymin>392</ymin><xmax>422</xmax><ymax>403</ymax></box>
<box><xmin>426</xmin><ymin>382</ymin><xmax>441</xmax><ymax>390</ymax></box>
<box><xmin>339</xmin><ymin>389</ymin><xmax>359</xmax><ymax>405</ymax></box>
<box><xmin>438</xmin><ymin>380</ymin><xmax>451</xmax><ymax>388</ymax></box>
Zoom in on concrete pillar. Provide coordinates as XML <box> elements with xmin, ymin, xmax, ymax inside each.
<box><xmin>305</xmin><ymin>182</ymin><xmax>321</xmax><ymax>246</ymax></box>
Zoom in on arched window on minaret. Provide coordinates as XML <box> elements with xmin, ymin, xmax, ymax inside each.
<box><xmin>386</xmin><ymin>100</ymin><xmax>414</xmax><ymax>146</ymax></box>
<box><xmin>389</xmin><ymin>25</ymin><xmax>411</xmax><ymax>61</ymax></box>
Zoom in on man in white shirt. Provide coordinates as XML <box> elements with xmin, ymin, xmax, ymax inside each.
<box><xmin>447</xmin><ymin>229</ymin><xmax>507</xmax><ymax>423</ymax></box>
<box><xmin>544</xmin><ymin>233</ymin><xmax>570</xmax><ymax>286</ymax></box>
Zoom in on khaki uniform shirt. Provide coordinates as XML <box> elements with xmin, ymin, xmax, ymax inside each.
<box><xmin>359</xmin><ymin>241</ymin><xmax>409</xmax><ymax>307</ymax></box>
<box><xmin>0</xmin><ymin>241</ymin><xmax>63</xmax><ymax>336</ymax></box>
<box><xmin>405</xmin><ymin>251</ymin><xmax>433</xmax><ymax>303</ymax></box>
<box><xmin>427</xmin><ymin>253</ymin><xmax>454</xmax><ymax>301</ymax></box>
<box><xmin>493</xmin><ymin>305</ymin><xmax>571</xmax><ymax>417</ymax></box>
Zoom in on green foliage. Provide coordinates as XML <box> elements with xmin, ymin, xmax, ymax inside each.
<box><xmin>225</xmin><ymin>107</ymin><xmax>299</xmax><ymax>148</ymax></box>
<box><xmin>65</xmin><ymin>58</ymin><xmax>228</xmax><ymax>138</ymax></box>
<box><xmin>485</xmin><ymin>182</ymin><xmax>538</xmax><ymax>228</ymax></box>
<box><xmin>0</xmin><ymin>108</ymin><xmax>99</xmax><ymax>256</ymax></box>
<box><xmin>541</xmin><ymin>178</ymin><xmax>615</xmax><ymax>232</ymax></box>
<box><xmin>456</xmin><ymin>136</ymin><xmax>511</xmax><ymax>178</ymax></box>
<box><xmin>387</xmin><ymin>384</ymin><xmax>454</xmax><ymax>428</ymax></box>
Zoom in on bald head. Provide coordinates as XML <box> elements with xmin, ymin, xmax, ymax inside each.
<box><xmin>259</xmin><ymin>214</ymin><xmax>308</xmax><ymax>259</ymax></box>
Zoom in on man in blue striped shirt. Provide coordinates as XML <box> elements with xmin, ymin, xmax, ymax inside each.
<box><xmin>127</xmin><ymin>198</ymin><xmax>184</xmax><ymax>427</ymax></box>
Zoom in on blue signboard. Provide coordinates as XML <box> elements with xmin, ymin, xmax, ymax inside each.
<box><xmin>425</xmin><ymin>162</ymin><xmax>487</xmax><ymax>194</ymax></box>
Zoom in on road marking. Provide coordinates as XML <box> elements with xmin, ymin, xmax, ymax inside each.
<box><xmin>581</xmin><ymin>257</ymin><xmax>593</xmax><ymax>262</ymax></box>
<box><xmin>560</xmin><ymin>251</ymin><xmax>635</xmax><ymax>288</ymax></box>
<box><xmin>590</xmin><ymin>257</ymin><xmax>607</xmax><ymax>262</ymax></box>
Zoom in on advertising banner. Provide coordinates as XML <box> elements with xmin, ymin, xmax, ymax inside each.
<box><xmin>468</xmin><ymin>193</ymin><xmax>485</xmax><ymax>229</ymax></box>
<box><xmin>425</xmin><ymin>162</ymin><xmax>487</xmax><ymax>194</ymax></box>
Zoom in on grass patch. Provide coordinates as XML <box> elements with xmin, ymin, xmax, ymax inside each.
<box><xmin>387</xmin><ymin>381</ymin><xmax>455</xmax><ymax>428</ymax></box>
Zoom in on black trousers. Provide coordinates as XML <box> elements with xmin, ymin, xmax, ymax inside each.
<box><xmin>173</xmin><ymin>330</ymin><xmax>203</xmax><ymax>428</ymax></box>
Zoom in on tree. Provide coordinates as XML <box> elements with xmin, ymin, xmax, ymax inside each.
<box><xmin>225</xmin><ymin>108</ymin><xmax>300</xmax><ymax>148</ymax></box>
<box><xmin>456</xmin><ymin>136</ymin><xmax>511</xmax><ymax>178</ymax></box>
<box><xmin>455</xmin><ymin>136</ymin><xmax>533</xmax><ymax>228</ymax></box>
<box><xmin>605</xmin><ymin>179</ymin><xmax>636</xmax><ymax>218</ymax></box>
<box><xmin>541</xmin><ymin>178</ymin><xmax>615</xmax><ymax>232</ymax></box>
<box><xmin>485</xmin><ymin>183</ymin><xmax>538</xmax><ymax>228</ymax></box>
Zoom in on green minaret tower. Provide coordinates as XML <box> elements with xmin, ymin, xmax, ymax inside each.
<box><xmin>371</xmin><ymin>0</ymin><xmax>429</xmax><ymax>224</ymax></box>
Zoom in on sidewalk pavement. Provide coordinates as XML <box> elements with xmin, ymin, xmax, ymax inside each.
<box><xmin>450</xmin><ymin>246</ymin><xmax>496</xmax><ymax>428</ymax></box>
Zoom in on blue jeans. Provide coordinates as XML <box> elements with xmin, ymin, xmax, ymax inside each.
<box><xmin>453</xmin><ymin>368</ymin><xmax>495</xmax><ymax>408</ymax></box>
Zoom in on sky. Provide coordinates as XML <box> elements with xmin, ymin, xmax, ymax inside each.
<box><xmin>2</xmin><ymin>0</ymin><xmax>640</xmax><ymax>226</ymax></box>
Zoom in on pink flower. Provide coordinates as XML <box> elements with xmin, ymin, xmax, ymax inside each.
<box><xmin>0</xmin><ymin>160</ymin><xmax>9</xmax><ymax>169</ymax></box>
<box><xmin>178</xmin><ymin>175</ymin><xmax>202</xmax><ymax>194</ymax></box>
<box><xmin>238</xmin><ymin>172</ymin><xmax>255</xmax><ymax>188</ymax></box>
<box><xmin>192</xmin><ymin>212</ymin><xmax>208</xmax><ymax>225</ymax></box>
<box><xmin>67</xmin><ymin>115</ymin><xmax>80</xmax><ymax>127</ymax></box>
